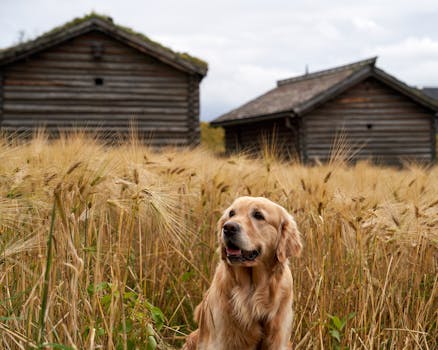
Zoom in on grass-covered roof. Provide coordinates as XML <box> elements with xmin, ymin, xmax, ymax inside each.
<box><xmin>0</xmin><ymin>12</ymin><xmax>208</xmax><ymax>76</ymax></box>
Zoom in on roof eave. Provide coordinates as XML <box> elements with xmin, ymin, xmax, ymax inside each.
<box><xmin>372</xmin><ymin>68</ymin><xmax>438</xmax><ymax>111</ymax></box>
<box><xmin>211</xmin><ymin>111</ymin><xmax>296</xmax><ymax>127</ymax></box>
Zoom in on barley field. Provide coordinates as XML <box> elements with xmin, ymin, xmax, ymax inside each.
<box><xmin>0</xmin><ymin>133</ymin><xmax>437</xmax><ymax>349</ymax></box>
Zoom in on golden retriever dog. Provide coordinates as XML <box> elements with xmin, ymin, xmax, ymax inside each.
<box><xmin>183</xmin><ymin>196</ymin><xmax>303</xmax><ymax>350</ymax></box>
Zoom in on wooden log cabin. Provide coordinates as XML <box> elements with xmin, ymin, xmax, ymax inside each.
<box><xmin>212</xmin><ymin>58</ymin><xmax>438</xmax><ymax>165</ymax></box>
<box><xmin>0</xmin><ymin>14</ymin><xmax>208</xmax><ymax>145</ymax></box>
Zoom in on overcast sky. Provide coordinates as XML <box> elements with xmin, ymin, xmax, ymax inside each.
<box><xmin>1</xmin><ymin>0</ymin><xmax>437</xmax><ymax>121</ymax></box>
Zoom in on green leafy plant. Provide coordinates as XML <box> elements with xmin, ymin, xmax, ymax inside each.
<box><xmin>327</xmin><ymin>312</ymin><xmax>356</xmax><ymax>350</ymax></box>
<box><xmin>87</xmin><ymin>282</ymin><xmax>163</xmax><ymax>350</ymax></box>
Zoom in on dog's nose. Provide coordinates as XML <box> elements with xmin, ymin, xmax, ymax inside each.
<box><xmin>223</xmin><ymin>222</ymin><xmax>240</xmax><ymax>237</ymax></box>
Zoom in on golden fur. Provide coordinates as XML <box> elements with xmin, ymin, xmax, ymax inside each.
<box><xmin>183</xmin><ymin>196</ymin><xmax>303</xmax><ymax>350</ymax></box>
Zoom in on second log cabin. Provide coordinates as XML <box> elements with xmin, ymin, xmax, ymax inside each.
<box><xmin>212</xmin><ymin>58</ymin><xmax>438</xmax><ymax>165</ymax></box>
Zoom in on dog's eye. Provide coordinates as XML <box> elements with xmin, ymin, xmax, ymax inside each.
<box><xmin>229</xmin><ymin>210</ymin><xmax>235</xmax><ymax>218</ymax></box>
<box><xmin>252</xmin><ymin>210</ymin><xmax>265</xmax><ymax>220</ymax></box>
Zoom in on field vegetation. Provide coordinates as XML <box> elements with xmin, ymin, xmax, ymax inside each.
<box><xmin>0</xmin><ymin>132</ymin><xmax>437</xmax><ymax>349</ymax></box>
<box><xmin>199</xmin><ymin>122</ymin><xmax>224</xmax><ymax>154</ymax></box>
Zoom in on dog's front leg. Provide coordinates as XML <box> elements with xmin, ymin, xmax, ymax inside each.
<box><xmin>260</xmin><ymin>305</ymin><xmax>293</xmax><ymax>350</ymax></box>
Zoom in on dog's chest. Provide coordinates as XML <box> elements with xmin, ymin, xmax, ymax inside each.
<box><xmin>230</xmin><ymin>284</ymin><xmax>273</xmax><ymax>326</ymax></box>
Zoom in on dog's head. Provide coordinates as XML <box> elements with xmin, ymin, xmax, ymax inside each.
<box><xmin>217</xmin><ymin>196</ymin><xmax>302</xmax><ymax>266</ymax></box>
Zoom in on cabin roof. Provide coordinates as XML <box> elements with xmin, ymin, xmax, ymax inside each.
<box><xmin>212</xmin><ymin>57</ymin><xmax>438</xmax><ymax>126</ymax></box>
<box><xmin>0</xmin><ymin>13</ymin><xmax>208</xmax><ymax>77</ymax></box>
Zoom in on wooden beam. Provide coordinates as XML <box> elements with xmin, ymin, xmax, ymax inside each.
<box><xmin>186</xmin><ymin>75</ymin><xmax>200</xmax><ymax>146</ymax></box>
<box><xmin>300</xmin><ymin>116</ymin><xmax>308</xmax><ymax>163</ymax></box>
<box><xmin>0</xmin><ymin>69</ymin><xmax>3</xmax><ymax>128</ymax></box>
<box><xmin>431</xmin><ymin>113</ymin><xmax>437</xmax><ymax>162</ymax></box>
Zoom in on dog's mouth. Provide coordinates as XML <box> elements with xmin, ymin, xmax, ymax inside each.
<box><xmin>224</xmin><ymin>243</ymin><xmax>260</xmax><ymax>263</ymax></box>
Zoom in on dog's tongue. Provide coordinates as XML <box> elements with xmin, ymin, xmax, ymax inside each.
<box><xmin>226</xmin><ymin>247</ymin><xmax>242</xmax><ymax>256</ymax></box>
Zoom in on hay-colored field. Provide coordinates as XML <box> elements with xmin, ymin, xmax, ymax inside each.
<box><xmin>0</xmin><ymin>133</ymin><xmax>437</xmax><ymax>349</ymax></box>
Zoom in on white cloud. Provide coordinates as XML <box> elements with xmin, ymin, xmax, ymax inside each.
<box><xmin>351</xmin><ymin>18</ymin><xmax>383</xmax><ymax>33</ymax></box>
<box><xmin>316</xmin><ymin>21</ymin><xmax>342</xmax><ymax>40</ymax></box>
<box><xmin>375</xmin><ymin>37</ymin><xmax>438</xmax><ymax>58</ymax></box>
<box><xmin>375</xmin><ymin>37</ymin><xmax>438</xmax><ymax>86</ymax></box>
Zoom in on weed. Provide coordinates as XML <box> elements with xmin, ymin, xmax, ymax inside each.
<box><xmin>327</xmin><ymin>312</ymin><xmax>355</xmax><ymax>349</ymax></box>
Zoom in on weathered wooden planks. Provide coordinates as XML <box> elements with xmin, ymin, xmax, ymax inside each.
<box><xmin>0</xmin><ymin>70</ymin><xmax>3</xmax><ymax>126</ymax></box>
<box><xmin>224</xmin><ymin>118</ymin><xmax>300</xmax><ymax>158</ymax></box>
<box><xmin>304</xmin><ymin>78</ymin><xmax>434</xmax><ymax>163</ymax></box>
<box><xmin>1</xmin><ymin>30</ymin><xmax>202</xmax><ymax>145</ymax></box>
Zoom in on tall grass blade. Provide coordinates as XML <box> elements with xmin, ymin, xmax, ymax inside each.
<box><xmin>36</xmin><ymin>198</ymin><xmax>57</xmax><ymax>346</ymax></box>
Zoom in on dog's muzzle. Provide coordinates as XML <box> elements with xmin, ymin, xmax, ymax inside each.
<box><xmin>222</xmin><ymin>222</ymin><xmax>260</xmax><ymax>263</ymax></box>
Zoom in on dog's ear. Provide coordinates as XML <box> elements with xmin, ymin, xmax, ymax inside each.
<box><xmin>276</xmin><ymin>209</ymin><xmax>303</xmax><ymax>263</ymax></box>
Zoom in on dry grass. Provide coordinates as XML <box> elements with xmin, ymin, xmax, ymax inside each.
<box><xmin>0</xmin><ymin>133</ymin><xmax>437</xmax><ymax>349</ymax></box>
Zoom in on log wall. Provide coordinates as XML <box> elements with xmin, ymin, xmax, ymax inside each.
<box><xmin>0</xmin><ymin>30</ymin><xmax>200</xmax><ymax>145</ymax></box>
<box><xmin>303</xmin><ymin>78</ymin><xmax>435</xmax><ymax>164</ymax></box>
<box><xmin>224</xmin><ymin>118</ymin><xmax>300</xmax><ymax>159</ymax></box>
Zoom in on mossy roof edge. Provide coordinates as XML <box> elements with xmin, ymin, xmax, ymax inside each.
<box><xmin>0</xmin><ymin>12</ymin><xmax>208</xmax><ymax>75</ymax></box>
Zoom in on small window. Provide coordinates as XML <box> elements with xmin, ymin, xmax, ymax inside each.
<box><xmin>94</xmin><ymin>78</ymin><xmax>104</xmax><ymax>86</ymax></box>
<box><xmin>366</xmin><ymin>124</ymin><xmax>373</xmax><ymax>130</ymax></box>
